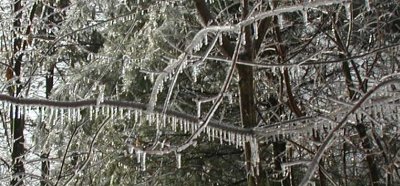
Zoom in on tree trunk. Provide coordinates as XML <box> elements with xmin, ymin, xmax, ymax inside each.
<box><xmin>10</xmin><ymin>0</ymin><xmax>25</xmax><ymax>185</ymax></box>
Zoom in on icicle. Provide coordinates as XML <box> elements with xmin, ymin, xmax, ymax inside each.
<box><xmin>111</xmin><ymin>107</ymin><xmax>115</xmax><ymax>120</ymax></box>
<box><xmin>219</xmin><ymin>130</ymin><xmax>223</xmax><ymax>144</ymax></box>
<box><xmin>141</xmin><ymin>152</ymin><xmax>147</xmax><ymax>171</ymax></box>
<box><xmin>344</xmin><ymin>2</ymin><xmax>351</xmax><ymax>21</ymax></box>
<box><xmin>192</xmin><ymin>65</ymin><xmax>198</xmax><ymax>83</ymax></box>
<box><xmin>54</xmin><ymin>108</ymin><xmax>58</xmax><ymax>125</ymax></box>
<box><xmin>61</xmin><ymin>109</ymin><xmax>64</xmax><ymax>125</ymax></box>
<box><xmin>176</xmin><ymin>153</ymin><xmax>181</xmax><ymax>169</ymax></box>
<box><xmin>253</xmin><ymin>22</ymin><xmax>258</xmax><ymax>39</ymax></box>
<box><xmin>179</xmin><ymin>118</ymin><xmax>183</xmax><ymax>131</ymax></box>
<box><xmin>223</xmin><ymin>130</ymin><xmax>227</xmax><ymax>142</ymax></box>
<box><xmin>207</xmin><ymin>126</ymin><xmax>211</xmax><ymax>141</ymax></box>
<box><xmin>171</xmin><ymin>116</ymin><xmax>176</xmax><ymax>131</ymax></box>
<box><xmin>95</xmin><ymin>107</ymin><xmax>98</xmax><ymax>120</ymax></box>
<box><xmin>17</xmin><ymin>105</ymin><xmax>22</xmax><ymax>119</ymax></box>
<box><xmin>211</xmin><ymin>128</ymin><xmax>215</xmax><ymax>141</ymax></box>
<box><xmin>25</xmin><ymin>105</ymin><xmax>30</xmax><ymax>121</ymax></box>
<box><xmin>149</xmin><ymin>73</ymin><xmax>154</xmax><ymax>83</ymax></box>
<box><xmin>182</xmin><ymin>120</ymin><xmax>186</xmax><ymax>133</ymax></box>
<box><xmin>134</xmin><ymin>109</ymin><xmax>139</xmax><ymax>123</ymax></box>
<box><xmin>218</xmin><ymin>33</ymin><xmax>223</xmax><ymax>45</ymax></box>
<box><xmin>196</xmin><ymin>101</ymin><xmax>201</xmax><ymax>118</ymax></box>
<box><xmin>89</xmin><ymin>106</ymin><xmax>93</xmax><ymax>121</ymax></box>
<box><xmin>228</xmin><ymin>132</ymin><xmax>232</xmax><ymax>145</ymax></box>
<box><xmin>87</xmin><ymin>53</ymin><xmax>94</xmax><ymax>61</ymax></box>
<box><xmin>101</xmin><ymin>106</ymin><xmax>105</xmax><ymax>116</ymax></box>
<box><xmin>280</xmin><ymin>66</ymin><xmax>286</xmax><ymax>74</ymax></box>
<box><xmin>72</xmin><ymin>108</ymin><xmax>76</xmax><ymax>122</ymax></box>
<box><xmin>236</xmin><ymin>134</ymin><xmax>242</xmax><ymax>147</ymax></box>
<box><xmin>163</xmin><ymin>115</ymin><xmax>167</xmax><ymax>128</ymax></box>
<box><xmin>138</xmin><ymin>110</ymin><xmax>143</xmax><ymax>126</ymax></box>
<box><xmin>228</xmin><ymin>93</ymin><xmax>233</xmax><ymax>104</ymax></box>
<box><xmin>278</xmin><ymin>14</ymin><xmax>284</xmax><ymax>29</ymax></box>
<box><xmin>41</xmin><ymin>107</ymin><xmax>45</xmax><ymax>122</ymax></box>
<box><xmin>184</xmin><ymin>120</ymin><xmax>188</xmax><ymax>133</ymax></box>
<box><xmin>127</xmin><ymin>109</ymin><xmax>131</xmax><ymax>120</ymax></box>
<box><xmin>204</xmin><ymin>34</ymin><xmax>208</xmax><ymax>46</ymax></box>
<box><xmin>136</xmin><ymin>150</ymin><xmax>141</xmax><ymax>163</ymax></box>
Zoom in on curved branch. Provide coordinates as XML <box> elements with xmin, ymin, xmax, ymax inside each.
<box><xmin>0</xmin><ymin>94</ymin><xmax>254</xmax><ymax>136</ymax></box>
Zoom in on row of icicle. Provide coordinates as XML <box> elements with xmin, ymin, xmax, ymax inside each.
<box><xmin>0</xmin><ymin>87</ymin><xmax>399</xmax><ymax>173</ymax></box>
<box><xmin>1</xmin><ymin>91</ymin><xmax>399</xmax><ymax>143</ymax></box>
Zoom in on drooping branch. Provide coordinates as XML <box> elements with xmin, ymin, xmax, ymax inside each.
<box><xmin>0</xmin><ymin>94</ymin><xmax>253</xmax><ymax>136</ymax></box>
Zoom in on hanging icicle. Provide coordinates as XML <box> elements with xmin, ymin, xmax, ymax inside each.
<box><xmin>218</xmin><ymin>33</ymin><xmax>223</xmax><ymax>45</ymax></box>
<box><xmin>207</xmin><ymin>126</ymin><xmax>211</xmax><ymax>141</ymax></box>
<box><xmin>127</xmin><ymin>109</ymin><xmax>131</xmax><ymax>120</ymax></box>
<box><xmin>278</xmin><ymin>14</ymin><xmax>284</xmax><ymax>29</ymax></box>
<box><xmin>0</xmin><ymin>94</ymin><xmax>258</xmax><ymax>150</ymax></box>
<box><xmin>344</xmin><ymin>2</ymin><xmax>351</xmax><ymax>21</ymax></box>
<box><xmin>176</xmin><ymin>153</ymin><xmax>182</xmax><ymax>169</ymax></box>
<box><xmin>60</xmin><ymin>108</ymin><xmax>64</xmax><ymax>125</ymax></box>
<box><xmin>118</xmin><ymin>107</ymin><xmax>124</xmax><ymax>120</ymax></box>
<box><xmin>141</xmin><ymin>152</ymin><xmax>147</xmax><ymax>171</ymax></box>
<box><xmin>219</xmin><ymin>129</ymin><xmax>223</xmax><ymax>144</ymax></box>
<box><xmin>192</xmin><ymin>65</ymin><xmax>198</xmax><ymax>83</ymax></box>
<box><xmin>111</xmin><ymin>107</ymin><xmax>115</xmax><ymax>120</ymax></box>
<box><xmin>89</xmin><ymin>106</ymin><xmax>93</xmax><ymax>121</ymax></box>
<box><xmin>228</xmin><ymin>132</ymin><xmax>232</xmax><ymax>145</ymax></box>
<box><xmin>41</xmin><ymin>106</ymin><xmax>45</xmax><ymax>123</ymax></box>
<box><xmin>253</xmin><ymin>22</ymin><xmax>258</xmax><ymax>39</ymax></box>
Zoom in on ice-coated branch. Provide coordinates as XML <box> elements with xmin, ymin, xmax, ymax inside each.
<box><xmin>0</xmin><ymin>94</ymin><xmax>253</xmax><ymax>136</ymax></box>
<box><xmin>189</xmin><ymin>0</ymin><xmax>348</xmax><ymax>52</ymax></box>
<box><xmin>177</xmin><ymin>28</ymin><xmax>244</xmax><ymax>153</ymax></box>
<box><xmin>299</xmin><ymin>78</ymin><xmax>400</xmax><ymax>186</ymax></box>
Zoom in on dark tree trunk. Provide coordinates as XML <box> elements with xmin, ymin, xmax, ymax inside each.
<box><xmin>10</xmin><ymin>0</ymin><xmax>25</xmax><ymax>185</ymax></box>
